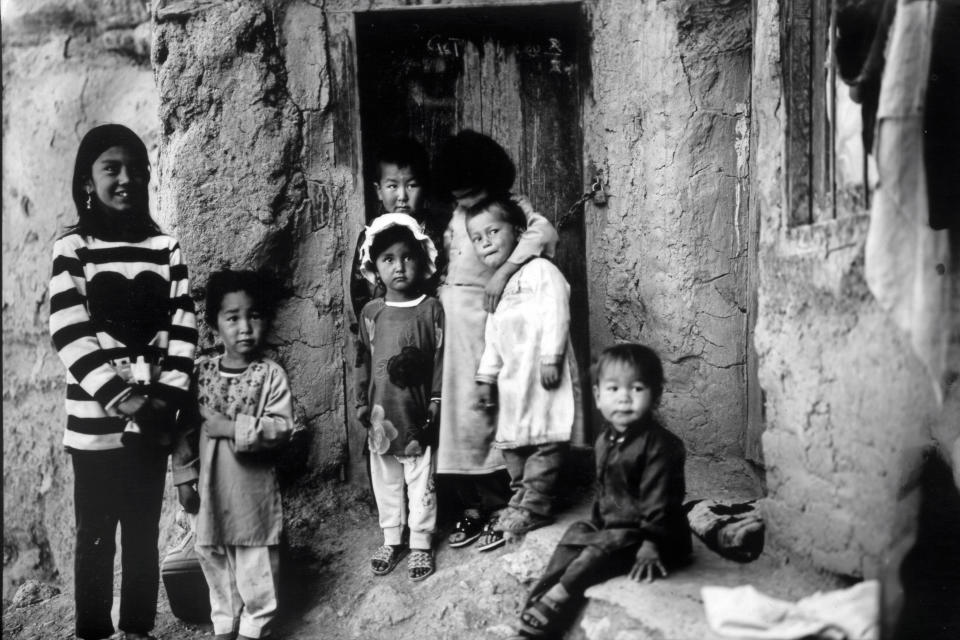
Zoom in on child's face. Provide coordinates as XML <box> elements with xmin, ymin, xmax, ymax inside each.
<box><xmin>593</xmin><ymin>361</ymin><xmax>655</xmax><ymax>433</ymax></box>
<box><xmin>374</xmin><ymin>240</ymin><xmax>423</xmax><ymax>300</ymax></box>
<box><xmin>375</xmin><ymin>163</ymin><xmax>424</xmax><ymax>216</ymax></box>
<box><xmin>466</xmin><ymin>206</ymin><xmax>520</xmax><ymax>270</ymax></box>
<box><xmin>86</xmin><ymin>145</ymin><xmax>148</xmax><ymax>214</ymax></box>
<box><xmin>215</xmin><ymin>291</ymin><xmax>266</xmax><ymax>364</ymax></box>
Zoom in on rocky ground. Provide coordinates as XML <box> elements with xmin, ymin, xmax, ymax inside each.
<box><xmin>3</xmin><ymin>456</ymin><xmax>845</xmax><ymax>640</ymax></box>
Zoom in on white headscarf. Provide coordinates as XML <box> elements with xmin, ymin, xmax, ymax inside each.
<box><xmin>358</xmin><ymin>213</ymin><xmax>438</xmax><ymax>284</ymax></box>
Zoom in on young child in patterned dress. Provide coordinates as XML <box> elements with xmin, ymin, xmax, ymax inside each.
<box><xmin>174</xmin><ymin>270</ymin><xmax>294</xmax><ymax>640</ymax></box>
<box><xmin>355</xmin><ymin>214</ymin><xmax>444</xmax><ymax>581</ymax></box>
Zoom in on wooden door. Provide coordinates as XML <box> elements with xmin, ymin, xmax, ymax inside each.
<box><xmin>356</xmin><ymin>4</ymin><xmax>592</xmax><ymax>434</ymax></box>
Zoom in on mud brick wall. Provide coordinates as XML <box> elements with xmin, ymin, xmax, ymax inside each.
<box><xmin>751</xmin><ymin>0</ymin><xmax>940</xmax><ymax>578</ymax></box>
<box><xmin>8</xmin><ymin>0</ymin><xmax>923</xmax><ymax>597</ymax></box>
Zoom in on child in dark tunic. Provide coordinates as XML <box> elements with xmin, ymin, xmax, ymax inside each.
<box><xmin>513</xmin><ymin>343</ymin><xmax>690</xmax><ymax>638</ymax></box>
<box><xmin>356</xmin><ymin>214</ymin><xmax>444</xmax><ymax>581</ymax></box>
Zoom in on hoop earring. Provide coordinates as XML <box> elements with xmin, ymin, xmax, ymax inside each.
<box><xmin>85</xmin><ymin>193</ymin><xmax>92</xmax><ymax>211</ymax></box>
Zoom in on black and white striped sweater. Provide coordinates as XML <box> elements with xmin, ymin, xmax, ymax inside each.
<box><xmin>49</xmin><ymin>233</ymin><xmax>198</xmax><ymax>451</ymax></box>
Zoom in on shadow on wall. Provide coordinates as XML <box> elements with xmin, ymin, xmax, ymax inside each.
<box><xmin>894</xmin><ymin>450</ymin><xmax>960</xmax><ymax>640</ymax></box>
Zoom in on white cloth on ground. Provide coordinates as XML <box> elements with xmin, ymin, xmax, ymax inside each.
<box><xmin>701</xmin><ymin>581</ymin><xmax>879</xmax><ymax>640</ymax></box>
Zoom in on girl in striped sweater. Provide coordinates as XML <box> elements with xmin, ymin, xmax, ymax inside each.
<box><xmin>49</xmin><ymin>124</ymin><xmax>197</xmax><ymax>640</ymax></box>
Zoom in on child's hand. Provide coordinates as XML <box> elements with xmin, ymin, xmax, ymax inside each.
<box><xmin>629</xmin><ymin>540</ymin><xmax>667</xmax><ymax>583</ymax></box>
<box><xmin>116</xmin><ymin>392</ymin><xmax>148</xmax><ymax>417</ymax></box>
<box><xmin>200</xmin><ymin>406</ymin><xmax>234</xmax><ymax>439</ymax></box>
<box><xmin>357</xmin><ymin>405</ymin><xmax>371</xmax><ymax>429</ymax></box>
<box><xmin>540</xmin><ymin>360</ymin><xmax>562</xmax><ymax>390</ymax></box>
<box><xmin>177</xmin><ymin>483</ymin><xmax>200</xmax><ymax>514</ymax></box>
<box><xmin>475</xmin><ymin>383</ymin><xmax>496</xmax><ymax>412</ymax></box>
<box><xmin>425</xmin><ymin>400</ymin><xmax>440</xmax><ymax>433</ymax></box>
<box><xmin>484</xmin><ymin>262</ymin><xmax>519</xmax><ymax>312</ymax></box>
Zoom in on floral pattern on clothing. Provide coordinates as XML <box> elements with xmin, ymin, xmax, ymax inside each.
<box><xmin>368</xmin><ymin>404</ymin><xmax>399</xmax><ymax>455</ymax></box>
<box><xmin>196</xmin><ymin>359</ymin><xmax>267</xmax><ymax>420</ymax></box>
<box><xmin>387</xmin><ymin>346</ymin><xmax>433</xmax><ymax>389</ymax></box>
<box><xmin>355</xmin><ymin>297</ymin><xmax>444</xmax><ymax>456</ymax></box>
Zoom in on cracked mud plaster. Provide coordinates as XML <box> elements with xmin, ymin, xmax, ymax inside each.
<box><xmin>586</xmin><ymin>0</ymin><xmax>751</xmax><ymax>458</ymax></box>
<box><xmin>154</xmin><ymin>0</ymin><xmax>349</xmax><ymax>558</ymax></box>
<box><xmin>751</xmin><ymin>1</ymin><xmax>939</xmax><ymax>577</ymax></box>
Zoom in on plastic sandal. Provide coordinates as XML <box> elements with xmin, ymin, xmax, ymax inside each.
<box><xmin>476</xmin><ymin>519</ymin><xmax>506</xmax><ymax>552</ymax></box>
<box><xmin>448</xmin><ymin>514</ymin><xmax>484</xmax><ymax>548</ymax></box>
<box><xmin>408</xmin><ymin>549</ymin><xmax>435</xmax><ymax>582</ymax></box>
<box><xmin>518</xmin><ymin>597</ymin><xmax>562</xmax><ymax>637</ymax></box>
<box><xmin>371</xmin><ymin>544</ymin><xmax>406</xmax><ymax>576</ymax></box>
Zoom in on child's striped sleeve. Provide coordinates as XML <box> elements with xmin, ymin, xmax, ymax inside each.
<box><xmin>49</xmin><ymin>236</ymin><xmax>131</xmax><ymax>409</ymax></box>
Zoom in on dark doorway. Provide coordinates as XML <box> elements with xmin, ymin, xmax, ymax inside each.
<box><xmin>355</xmin><ymin>3</ymin><xmax>592</xmax><ymax>433</ymax></box>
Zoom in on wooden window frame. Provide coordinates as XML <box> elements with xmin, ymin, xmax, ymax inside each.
<box><xmin>782</xmin><ymin>0</ymin><xmax>839</xmax><ymax>226</ymax></box>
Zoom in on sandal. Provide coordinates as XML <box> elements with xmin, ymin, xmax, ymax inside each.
<box><xmin>371</xmin><ymin>544</ymin><xmax>406</xmax><ymax>576</ymax></box>
<box><xmin>408</xmin><ymin>549</ymin><xmax>435</xmax><ymax>581</ymax></box>
<box><xmin>499</xmin><ymin>507</ymin><xmax>553</xmax><ymax>534</ymax></box>
<box><xmin>448</xmin><ymin>513</ymin><xmax>484</xmax><ymax>548</ymax></box>
<box><xmin>476</xmin><ymin>519</ymin><xmax>505</xmax><ymax>552</ymax></box>
<box><xmin>518</xmin><ymin>597</ymin><xmax>562</xmax><ymax>637</ymax></box>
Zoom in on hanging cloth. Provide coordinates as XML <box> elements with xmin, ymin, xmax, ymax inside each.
<box><xmin>864</xmin><ymin>0</ymin><xmax>952</xmax><ymax>404</ymax></box>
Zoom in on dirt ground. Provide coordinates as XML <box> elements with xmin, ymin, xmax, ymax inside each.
<box><xmin>4</xmin><ymin>455</ymin><xmax>845</xmax><ymax>640</ymax></box>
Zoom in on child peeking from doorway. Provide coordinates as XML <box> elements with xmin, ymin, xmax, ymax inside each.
<box><xmin>467</xmin><ymin>194</ymin><xmax>582</xmax><ymax>537</ymax></box>
<box><xmin>173</xmin><ymin>269</ymin><xmax>294</xmax><ymax>640</ymax></box>
<box><xmin>349</xmin><ymin>136</ymin><xmax>445</xmax><ymax>330</ymax></box>
<box><xmin>355</xmin><ymin>214</ymin><xmax>444</xmax><ymax>582</ymax></box>
<box><xmin>510</xmin><ymin>344</ymin><xmax>690</xmax><ymax>639</ymax></box>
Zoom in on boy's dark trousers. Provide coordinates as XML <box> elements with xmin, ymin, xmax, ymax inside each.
<box><xmin>528</xmin><ymin>521</ymin><xmax>639</xmax><ymax>605</ymax></box>
<box><xmin>71</xmin><ymin>447</ymin><xmax>167</xmax><ymax>639</ymax></box>
<box><xmin>502</xmin><ymin>442</ymin><xmax>568</xmax><ymax>516</ymax></box>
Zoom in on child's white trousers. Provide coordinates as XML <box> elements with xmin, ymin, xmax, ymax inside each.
<box><xmin>196</xmin><ymin>544</ymin><xmax>279</xmax><ymax>639</ymax></box>
<box><xmin>370</xmin><ymin>446</ymin><xmax>437</xmax><ymax>549</ymax></box>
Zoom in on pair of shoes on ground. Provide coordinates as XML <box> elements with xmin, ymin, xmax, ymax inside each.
<box><xmin>370</xmin><ymin>544</ymin><xmax>435</xmax><ymax>581</ymax></box>
<box><xmin>447</xmin><ymin>511</ymin><xmax>505</xmax><ymax>552</ymax></box>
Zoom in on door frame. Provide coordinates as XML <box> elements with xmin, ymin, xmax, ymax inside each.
<box><xmin>328</xmin><ymin>0</ymin><xmax>591</xmax><ymax>482</ymax></box>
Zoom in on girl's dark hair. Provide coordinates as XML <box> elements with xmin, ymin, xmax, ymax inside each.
<box><xmin>204</xmin><ymin>270</ymin><xmax>280</xmax><ymax>328</ymax></box>
<box><xmin>375</xmin><ymin>136</ymin><xmax>429</xmax><ymax>186</ymax></box>
<box><xmin>435</xmin><ymin>130</ymin><xmax>515</xmax><ymax>195</ymax></box>
<box><xmin>369</xmin><ymin>224</ymin><xmax>427</xmax><ymax>264</ymax></box>
<box><xmin>465</xmin><ymin>194</ymin><xmax>528</xmax><ymax>231</ymax></box>
<box><xmin>592</xmin><ymin>343</ymin><xmax>666</xmax><ymax>406</ymax></box>
<box><xmin>67</xmin><ymin>124</ymin><xmax>160</xmax><ymax>241</ymax></box>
